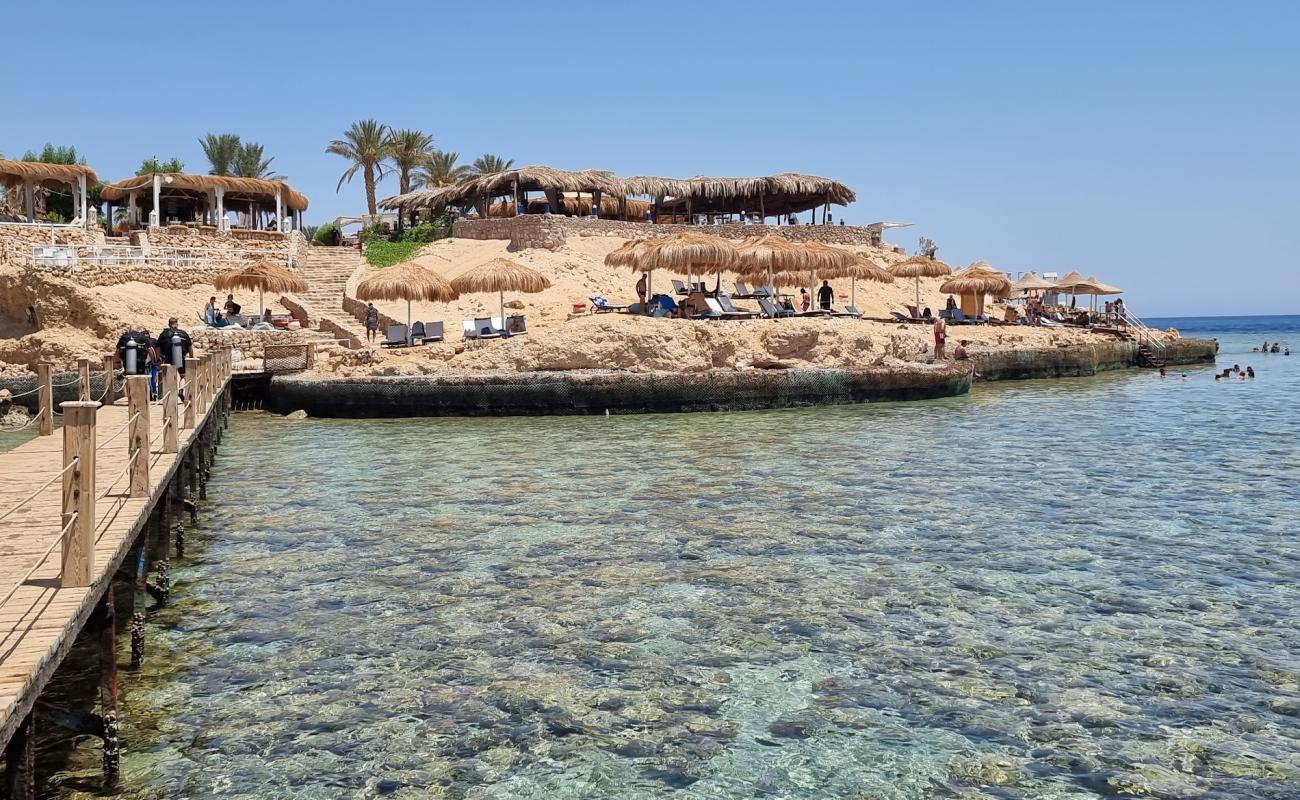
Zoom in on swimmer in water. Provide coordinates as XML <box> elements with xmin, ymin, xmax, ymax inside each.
<box><xmin>1247</xmin><ymin>366</ymin><xmax>1255</xmax><ymax>378</ymax></box>
<box><xmin>1179</xmin><ymin>372</ymin><xmax>1189</xmax><ymax>381</ymax></box>
<box><xmin>1158</xmin><ymin>367</ymin><xmax>1167</xmax><ymax>378</ymax></box>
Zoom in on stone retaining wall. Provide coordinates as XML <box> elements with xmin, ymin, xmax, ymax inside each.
<box><xmin>270</xmin><ymin>364</ymin><xmax>973</xmax><ymax>417</ymax></box>
<box><xmin>193</xmin><ymin>329</ymin><xmax>313</xmax><ymax>360</ymax></box>
<box><xmin>0</xmin><ymin>224</ymin><xmax>105</xmax><ymax>270</ymax></box>
<box><xmin>452</xmin><ymin>216</ymin><xmax>896</xmax><ymax>252</ymax></box>
<box><xmin>971</xmin><ymin>337</ymin><xmax>1217</xmax><ymax>381</ymax></box>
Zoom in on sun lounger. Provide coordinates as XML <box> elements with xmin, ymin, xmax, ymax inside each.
<box><xmin>758</xmin><ymin>297</ymin><xmax>796</xmax><ymax>319</ymax></box>
<box><xmin>733</xmin><ymin>282</ymin><xmax>760</xmax><ymax>299</ymax></box>
<box><xmin>714</xmin><ymin>296</ymin><xmax>756</xmax><ymax>318</ymax></box>
<box><xmin>423</xmin><ymin>321</ymin><xmax>445</xmax><ymax>342</ymax></box>
<box><xmin>504</xmin><ymin>315</ymin><xmax>528</xmax><ymax>335</ymax></box>
<box><xmin>589</xmin><ymin>296</ymin><xmax>629</xmax><ymax>313</ymax></box>
<box><xmin>463</xmin><ymin>318</ymin><xmax>502</xmax><ymax>339</ymax></box>
<box><xmin>381</xmin><ymin>324</ymin><xmax>409</xmax><ymax>347</ymax></box>
<box><xmin>410</xmin><ymin>321</ymin><xmax>427</xmax><ymax>343</ymax></box>
<box><xmin>671</xmin><ymin>280</ymin><xmax>689</xmax><ymax>296</ymax></box>
<box><xmin>834</xmin><ymin>305</ymin><xmax>862</xmax><ymax>318</ymax></box>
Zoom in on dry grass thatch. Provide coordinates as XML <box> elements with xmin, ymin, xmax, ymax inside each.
<box><xmin>737</xmin><ymin>269</ymin><xmax>817</xmax><ymax>288</ymax></box>
<box><xmin>836</xmin><ymin>255</ymin><xmax>896</xmax><ymax>283</ymax></box>
<box><xmin>802</xmin><ymin>241</ymin><xmax>861</xmax><ymax>276</ymax></box>
<box><xmin>939</xmin><ymin>261</ymin><xmax>1012</xmax><ymax>298</ymax></box>
<box><xmin>356</xmin><ymin>259</ymin><xmax>458</xmax><ymax>303</ymax></box>
<box><xmin>382</xmin><ymin>166</ymin><xmax>623</xmax><ymax>212</ymax></box>
<box><xmin>0</xmin><ymin>159</ymin><xmax>99</xmax><ymax>188</ymax></box>
<box><xmin>451</xmin><ymin>258</ymin><xmax>553</xmax><ymax>295</ymax></box>
<box><xmin>1085</xmin><ymin>276</ymin><xmax>1123</xmax><ymax>295</ymax></box>
<box><xmin>735</xmin><ymin>235</ymin><xmax>813</xmax><ymax>275</ymax></box>
<box><xmin>213</xmin><ymin>261</ymin><xmax>309</xmax><ymax>294</ymax></box>
<box><xmin>100</xmin><ymin>173</ymin><xmax>309</xmax><ymax>211</ymax></box>
<box><xmin>889</xmin><ymin>256</ymin><xmax>952</xmax><ymax>279</ymax></box>
<box><xmin>1010</xmin><ymin>272</ymin><xmax>1058</xmax><ymax>292</ymax></box>
<box><xmin>1053</xmin><ymin>270</ymin><xmax>1103</xmax><ymax>293</ymax></box>
<box><xmin>604</xmin><ymin>239</ymin><xmax>660</xmax><ymax>269</ymax></box>
<box><xmin>486</xmin><ymin>193</ymin><xmax>651</xmax><ymax>221</ymax></box>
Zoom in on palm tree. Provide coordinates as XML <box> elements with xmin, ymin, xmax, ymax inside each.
<box><xmin>327</xmin><ymin>119</ymin><xmax>391</xmax><ymax>216</ymax></box>
<box><xmin>472</xmin><ymin>153</ymin><xmax>515</xmax><ymax>174</ymax></box>
<box><xmin>386</xmin><ymin>129</ymin><xmax>435</xmax><ymax>227</ymax></box>
<box><xmin>199</xmin><ymin>133</ymin><xmax>242</xmax><ymax>176</ymax></box>
<box><xmin>415</xmin><ymin>150</ymin><xmax>472</xmax><ymax>189</ymax></box>
<box><xmin>233</xmin><ymin>142</ymin><xmax>284</xmax><ymax>180</ymax></box>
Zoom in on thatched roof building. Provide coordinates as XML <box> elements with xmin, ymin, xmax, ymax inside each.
<box><xmin>0</xmin><ymin>159</ymin><xmax>100</xmax><ymax>226</ymax></box>
<box><xmin>380</xmin><ymin>166</ymin><xmax>856</xmax><ymax>223</ymax></box>
<box><xmin>487</xmin><ymin>193</ymin><xmax>651</xmax><ymax>221</ymax></box>
<box><xmin>99</xmin><ymin>173</ymin><xmax>308</xmax><ymax>231</ymax></box>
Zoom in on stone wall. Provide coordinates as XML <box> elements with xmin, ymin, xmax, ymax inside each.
<box><xmin>136</xmin><ymin>227</ymin><xmax>294</xmax><ymax>262</ymax></box>
<box><xmin>0</xmin><ymin>224</ymin><xmax>105</xmax><ymax>270</ymax></box>
<box><xmin>192</xmin><ymin>328</ymin><xmax>314</xmax><ymax>360</ymax></box>
<box><xmin>451</xmin><ymin>215</ymin><xmax>894</xmax><ymax>252</ymax></box>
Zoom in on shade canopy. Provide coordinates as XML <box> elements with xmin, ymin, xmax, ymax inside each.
<box><xmin>939</xmin><ymin>261</ymin><xmax>1012</xmax><ymax>298</ymax></box>
<box><xmin>607</xmin><ymin>232</ymin><xmax>739</xmax><ymax>274</ymax></box>
<box><xmin>1085</xmin><ymin>276</ymin><xmax>1124</xmax><ymax>295</ymax></box>
<box><xmin>837</xmin><ymin>255</ymin><xmax>896</xmax><ymax>283</ymax></box>
<box><xmin>356</xmin><ymin>259</ymin><xmax>459</xmax><ymax>303</ymax></box>
<box><xmin>451</xmin><ymin>258</ymin><xmax>552</xmax><ymax>295</ymax></box>
<box><xmin>0</xmin><ymin>159</ymin><xmax>99</xmax><ymax>189</ymax></box>
<box><xmin>101</xmin><ymin>173</ymin><xmax>308</xmax><ymax>211</ymax></box>
<box><xmin>889</xmin><ymin>256</ymin><xmax>952</xmax><ymax>279</ymax></box>
<box><xmin>604</xmin><ymin>238</ymin><xmax>659</xmax><ymax>270</ymax></box>
<box><xmin>1052</xmin><ymin>270</ymin><xmax>1095</xmax><ymax>292</ymax></box>
<box><xmin>735</xmin><ymin>235</ymin><xmax>813</xmax><ymax>275</ymax></box>
<box><xmin>738</xmin><ymin>269</ymin><xmax>817</xmax><ymax>288</ymax></box>
<box><xmin>802</xmin><ymin>241</ymin><xmax>860</xmax><ymax>275</ymax></box>
<box><xmin>382</xmin><ymin>166</ymin><xmax>621</xmax><ymax>212</ymax></box>
<box><xmin>213</xmin><ymin>261</ymin><xmax>308</xmax><ymax>294</ymax></box>
<box><xmin>1011</xmin><ymin>272</ymin><xmax>1059</xmax><ymax>292</ymax></box>
<box><xmin>627</xmin><ymin>173</ymin><xmax>856</xmax><ymax>217</ymax></box>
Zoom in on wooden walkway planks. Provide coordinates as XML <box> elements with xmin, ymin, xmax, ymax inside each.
<box><xmin>0</xmin><ymin>373</ymin><xmax>227</xmax><ymax>751</ymax></box>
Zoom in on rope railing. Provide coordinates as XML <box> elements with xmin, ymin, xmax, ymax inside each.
<box><xmin>98</xmin><ymin>446</ymin><xmax>143</xmax><ymax>499</ymax></box>
<box><xmin>0</xmin><ymin>457</ymin><xmax>79</xmax><ymax>524</ymax></box>
<box><xmin>0</xmin><ymin>511</ymin><xmax>79</xmax><ymax>611</ymax></box>
<box><xmin>98</xmin><ymin>410</ymin><xmax>142</xmax><ymax>448</ymax></box>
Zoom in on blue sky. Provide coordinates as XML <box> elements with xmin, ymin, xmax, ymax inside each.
<box><xmin>3</xmin><ymin>1</ymin><xmax>1296</xmax><ymax>316</ymax></box>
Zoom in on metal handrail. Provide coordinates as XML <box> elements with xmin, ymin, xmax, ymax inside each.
<box><xmin>1122</xmin><ymin>310</ymin><xmax>1167</xmax><ymax>361</ymax></box>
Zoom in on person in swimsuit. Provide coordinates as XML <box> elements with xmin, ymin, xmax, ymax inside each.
<box><xmin>933</xmin><ymin>317</ymin><xmax>947</xmax><ymax>360</ymax></box>
<box><xmin>364</xmin><ymin>302</ymin><xmax>380</xmax><ymax>343</ymax></box>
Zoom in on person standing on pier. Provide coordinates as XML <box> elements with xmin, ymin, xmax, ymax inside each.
<box><xmin>157</xmin><ymin>317</ymin><xmax>192</xmax><ymax>398</ymax></box>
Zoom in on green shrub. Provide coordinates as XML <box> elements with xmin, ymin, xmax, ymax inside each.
<box><xmin>401</xmin><ymin>219</ymin><xmax>451</xmax><ymax>244</ymax></box>
<box><xmin>364</xmin><ymin>239</ymin><xmax>423</xmax><ymax>267</ymax></box>
<box><xmin>313</xmin><ymin>223</ymin><xmax>338</xmax><ymax>245</ymax></box>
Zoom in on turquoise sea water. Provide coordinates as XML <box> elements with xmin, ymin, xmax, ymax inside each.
<box><xmin>37</xmin><ymin>317</ymin><xmax>1300</xmax><ymax>798</ymax></box>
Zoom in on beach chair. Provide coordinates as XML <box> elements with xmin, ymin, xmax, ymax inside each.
<box><xmin>422</xmin><ymin>321</ymin><xmax>445</xmax><ymax>342</ymax></box>
<box><xmin>754</xmin><ymin>285</ymin><xmax>775</xmax><ymax>297</ymax></box>
<box><xmin>381</xmin><ymin>324</ymin><xmax>409</xmax><ymax>347</ymax></box>
<box><xmin>733</xmin><ymin>282</ymin><xmax>758</xmax><ymax>299</ymax></box>
<box><xmin>671</xmin><ymin>279</ymin><xmax>689</xmax><ymax>296</ymax></box>
<box><xmin>715</xmin><ymin>296</ymin><xmax>756</xmax><ymax>317</ymax></box>
<box><xmin>410</xmin><ymin>321</ymin><xmax>427</xmax><ymax>344</ymax></box>
<box><xmin>589</xmin><ymin>296</ymin><xmax>630</xmax><ymax>313</ymax></box>
<box><xmin>504</xmin><ymin>315</ymin><xmax>528</xmax><ymax>335</ymax></box>
<box><xmin>835</xmin><ymin>305</ymin><xmax>862</xmax><ymax>318</ymax></box>
<box><xmin>758</xmin><ymin>297</ymin><xmax>795</xmax><ymax>319</ymax></box>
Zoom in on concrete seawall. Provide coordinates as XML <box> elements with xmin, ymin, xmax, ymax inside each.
<box><xmin>972</xmin><ymin>338</ymin><xmax>1217</xmax><ymax>381</ymax></box>
<box><xmin>268</xmin><ymin>364</ymin><xmax>973</xmax><ymax>417</ymax></box>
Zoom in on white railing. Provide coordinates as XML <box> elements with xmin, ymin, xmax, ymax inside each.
<box><xmin>28</xmin><ymin>243</ymin><xmax>288</xmax><ymax>272</ymax></box>
<box><xmin>0</xmin><ymin>220</ymin><xmax>82</xmax><ymax>229</ymax></box>
<box><xmin>1122</xmin><ymin>310</ymin><xmax>1167</xmax><ymax>363</ymax></box>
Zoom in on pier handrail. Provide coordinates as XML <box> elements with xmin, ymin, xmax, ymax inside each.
<box><xmin>0</xmin><ymin>458</ymin><xmax>79</xmax><ymax>525</ymax></box>
<box><xmin>1122</xmin><ymin>309</ymin><xmax>1167</xmax><ymax>363</ymax></box>
<box><xmin>0</xmin><ymin>511</ymin><xmax>79</xmax><ymax>611</ymax></box>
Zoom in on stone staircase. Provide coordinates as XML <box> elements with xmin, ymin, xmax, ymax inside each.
<box><xmin>294</xmin><ymin>246</ymin><xmax>370</xmax><ymax>346</ymax></box>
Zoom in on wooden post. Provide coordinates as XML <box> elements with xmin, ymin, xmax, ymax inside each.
<box><xmin>306</xmin><ymin>341</ymin><xmax>316</xmax><ymax>369</ymax></box>
<box><xmin>60</xmin><ymin>400</ymin><xmax>98</xmax><ymax>587</ymax></box>
<box><xmin>94</xmin><ymin>590</ymin><xmax>120</xmax><ymax>785</ymax></box>
<box><xmin>126</xmin><ymin>376</ymin><xmax>149</xmax><ymax>497</ymax></box>
<box><xmin>36</xmin><ymin>361</ymin><xmax>53</xmax><ymax>436</ymax></box>
<box><xmin>3</xmin><ymin>711</ymin><xmax>36</xmax><ymax>800</ymax></box>
<box><xmin>101</xmin><ymin>354</ymin><xmax>117</xmax><ymax>404</ymax></box>
<box><xmin>162</xmin><ymin>365</ymin><xmax>179</xmax><ymax>453</ymax></box>
<box><xmin>78</xmin><ymin>358</ymin><xmax>92</xmax><ymax>401</ymax></box>
<box><xmin>183</xmin><ymin>357</ymin><xmax>198</xmax><ymax>429</ymax></box>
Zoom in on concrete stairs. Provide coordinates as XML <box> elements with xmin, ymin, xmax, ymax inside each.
<box><xmin>294</xmin><ymin>246</ymin><xmax>370</xmax><ymax>345</ymax></box>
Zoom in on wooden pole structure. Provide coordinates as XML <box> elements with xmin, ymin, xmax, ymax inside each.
<box><xmin>94</xmin><ymin>591</ymin><xmax>120</xmax><ymax>785</ymax></box>
<box><xmin>60</xmin><ymin>400</ymin><xmax>98</xmax><ymax>587</ymax></box>
<box><xmin>162</xmin><ymin>365</ymin><xmax>179</xmax><ymax>453</ymax></box>
<box><xmin>36</xmin><ymin>361</ymin><xmax>53</xmax><ymax>436</ymax></box>
<box><xmin>78</xmin><ymin>358</ymin><xmax>92</xmax><ymax>401</ymax></box>
<box><xmin>101</xmin><ymin>354</ymin><xmax>117</xmax><ymax>405</ymax></box>
<box><xmin>3</xmin><ymin>711</ymin><xmax>36</xmax><ymax>799</ymax></box>
<box><xmin>126</xmin><ymin>376</ymin><xmax>149</xmax><ymax>497</ymax></box>
<box><xmin>183</xmin><ymin>357</ymin><xmax>198</xmax><ymax>429</ymax></box>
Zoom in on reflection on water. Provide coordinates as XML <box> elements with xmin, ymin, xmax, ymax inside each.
<box><xmin>41</xmin><ymin>327</ymin><xmax>1300</xmax><ymax>799</ymax></box>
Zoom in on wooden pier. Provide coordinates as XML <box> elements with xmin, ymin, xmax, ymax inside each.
<box><xmin>0</xmin><ymin>350</ymin><xmax>232</xmax><ymax>797</ymax></box>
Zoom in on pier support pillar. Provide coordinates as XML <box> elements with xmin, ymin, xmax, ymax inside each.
<box><xmin>93</xmin><ymin>591</ymin><xmax>120</xmax><ymax>787</ymax></box>
<box><xmin>183</xmin><ymin>357</ymin><xmax>198</xmax><ymax>429</ymax></box>
<box><xmin>60</xmin><ymin>401</ymin><xmax>99</xmax><ymax>588</ymax></box>
<box><xmin>3</xmin><ymin>711</ymin><xmax>36</xmax><ymax>800</ymax></box>
<box><xmin>101</xmin><ymin>354</ymin><xmax>117</xmax><ymax>405</ymax></box>
<box><xmin>126</xmin><ymin>376</ymin><xmax>150</xmax><ymax>497</ymax></box>
<box><xmin>162</xmin><ymin>365</ymin><xmax>179</xmax><ymax>453</ymax></box>
<box><xmin>36</xmin><ymin>362</ymin><xmax>53</xmax><ymax>437</ymax></box>
<box><xmin>130</xmin><ymin>535</ymin><xmax>149</xmax><ymax>668</ymax></box>
<box><xmin>78</xmin><ymin>358</ymin><xmax>92</xmax><ymax>402</ymax></box>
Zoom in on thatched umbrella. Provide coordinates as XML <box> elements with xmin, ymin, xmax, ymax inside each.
<box><xmin>835</xmin><ymin>253</ymin><xmax>896</xmax><ymax>307</ymax></box>
<box><xmin>608</xmin><ymin>232</ymin><xmax>738</xmax><ymax>313</ymax></box>
<box><xmin>451</xmin><ymin>258</ymin><xmax>552</xmax><ymax>331</ymax></box>
<box><xmin>736</xmin><ymin>235</ymin><xmax>813</xmax><ymax>301</ymax></box>
<box><xmin>1052</xmin><ymin>270</ymin><xmax>1098</xmax><ymax>309</ymax></box>
<box><xmin>940</xmin><ymin>261</ymin><xmax>1012</xmax><ymax>318</ymax></box>
<box><xmin>213</xmin><ymin>260</ymin><xmax>309</xmax><ymax>317</ymax></box>
<box><xmin>1011</xmin><ymin>271</ymin><xmax>1058</xmax><ymax>294</ymax></box>
<box><xmin>356</xmin><ymin>258</ymin><xmax>459</xmax><ymax>342</ymax></box>
<box><xmin>888</xmin><ymin>256</ymin><xmax>952</xmax><ymax>308</ymax></box>
<box><xmin>1085</xmin><ymin>276</ymin><xmax>1123</xmax><ymax>295</ymax></box>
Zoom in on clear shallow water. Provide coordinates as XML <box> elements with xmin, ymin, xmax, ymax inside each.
<box><xmin>43</xmin><ymin>319</ymin><xmax>1300</xmax><ymax>799</ymax></box>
